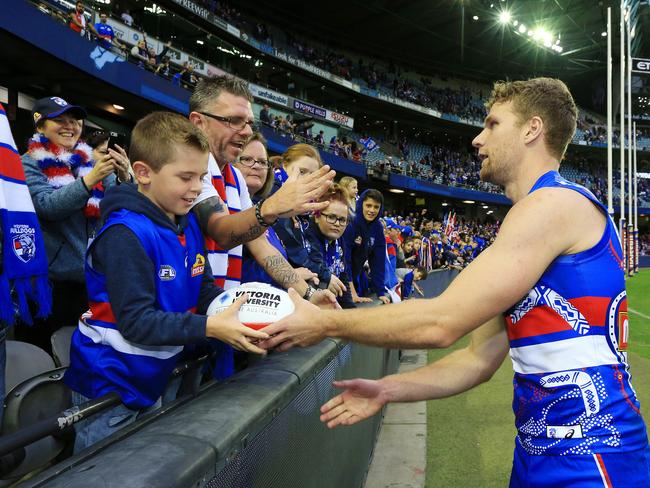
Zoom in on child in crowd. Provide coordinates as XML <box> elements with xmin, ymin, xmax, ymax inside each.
<box><xmin>395</xmin><ymin>266</ymin><xmax>427</xmax><ymax>298</ymax></box>
<box><xmin>64</xmin><ymin>112</ymin><xmax>268</xmax><ymax>453</ymax></box>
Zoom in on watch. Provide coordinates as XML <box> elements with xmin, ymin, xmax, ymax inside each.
<box><xmin>302</xmin><ymin>285</ymin><xmax>316</xmax><ymax>301</ymax></box>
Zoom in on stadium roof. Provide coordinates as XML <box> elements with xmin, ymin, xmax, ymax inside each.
<box><xmin>236</xmin><ymin>0</ymin><xmax>648</xmax><ymax>84</ymax></box>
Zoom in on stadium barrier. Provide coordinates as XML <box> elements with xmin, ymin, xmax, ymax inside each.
<box><xmin>25</xmin><ymin>270</ymin><xmax>458</xmax><ymax>487</ymax></box>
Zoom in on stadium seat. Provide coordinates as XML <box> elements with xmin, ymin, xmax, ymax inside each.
<box><xmin>50</xmin><ymin>326</ymin><xmax>76</xmax><ymax>368</ymax></box>
<box><xmin>1</xmin><ymin>342</ymin><xmax>71</xmax><ymax>484</ymax></box>
<box><xmin>5</xmin><ymin>341</ymin><xmax>55</xmax><ymax>393</ymax></box>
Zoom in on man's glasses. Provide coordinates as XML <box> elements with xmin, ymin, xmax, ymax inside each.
<box><xmin>238</xmin><ymin>155</ymin><xmax>270</xmax><ymax>168</ymax></box>
<box><xmin>199</xmin><ymin>111</ymin><xmax>255</xmax><ymax>132</ymax></box>
<box><xmin>321</xmin><ymin>213</ymin><xmax>348</xmax><ymax>226</ymax></box>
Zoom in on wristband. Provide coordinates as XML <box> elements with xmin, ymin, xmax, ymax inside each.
<box><xmin>255</xmin><ymin>198</ymin><xmax>277</xmax><ymax>227</ymax></box>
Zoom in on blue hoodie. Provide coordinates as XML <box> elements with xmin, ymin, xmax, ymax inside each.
<box><xmin>343</xmin><ymin>190</ymin><xmax>386</xmax><ymax>297</ymax></box>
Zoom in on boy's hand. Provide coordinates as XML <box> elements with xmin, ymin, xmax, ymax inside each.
<box><xmin>206</xmin><ymin>293</ymin><xmax>269</xmax><ymax>354</ymax></box>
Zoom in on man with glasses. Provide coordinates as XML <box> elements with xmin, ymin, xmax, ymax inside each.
<box><xmin>188</xmin><ymin>76</ymin><xmax>336</xmax><ymax>304</ymax></box>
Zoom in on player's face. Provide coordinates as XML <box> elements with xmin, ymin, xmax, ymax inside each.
<box><xmin>472</xmin><ymin>101</ymin><xmax>522</xmax><ymax>186</ymax></box>
<box><xmin>235</xmin><ymin>140</ymin><xmax>268</xmax><ymax>196</ymax></box>
<box><xmin>140</xmin><ymin>146</ymin><xmax>208</xmax><ymax>220</ymax></box>
<box><xmin>316</xmin><ymin>200</ymin><xmax>349</xmax><ymax>241</ymax></box>
<box><xmin>196</xmin><ymin>92</ymin><xmax>254</xmax><ymax>167</ymax></box>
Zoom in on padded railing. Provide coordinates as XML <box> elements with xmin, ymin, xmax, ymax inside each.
<box><xmin>23</xmin><ymin>270</ymin><xmax>458</xmax><ymax>487</ymax></box>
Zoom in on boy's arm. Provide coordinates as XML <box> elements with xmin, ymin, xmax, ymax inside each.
<box><xmin>94</xmin><ymin>225</ymin><xmax>207</xmax><ymax>346</ymax></box>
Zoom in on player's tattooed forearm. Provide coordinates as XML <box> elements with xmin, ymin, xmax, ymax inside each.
<box><xmin>263</xmin><ymin>255</ymin><xmax>299</xmax><ymax>287</ymax></box>
<box><xmin>194</xmin><ymin>197</ymin><xmax>224</xmax><ymax>234</ymax></box>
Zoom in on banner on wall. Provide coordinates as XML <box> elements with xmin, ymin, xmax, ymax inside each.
<box><xmin>293</xmin><ymin>99</ymin><xmax>327</xmax><ymax>118</ymax></box>
<box><xmin>249</xmin><ymin>84</ymin><xmax>289</xmax><ymax>107</ymax></box>
<box><xmin>325</xmin><ymin>109</ymin><xmax>354</xmax><ymax>129</ymax></box>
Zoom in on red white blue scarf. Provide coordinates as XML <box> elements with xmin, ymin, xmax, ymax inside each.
<box><xmin>0</xmin><ymin>104</ymin><xmax>51</xmax><ymax>325</ymax></box>
<box><xmin>27</xmin><ymin>133</ymin><xmax>102</xmax><ymax>221</ymax></box>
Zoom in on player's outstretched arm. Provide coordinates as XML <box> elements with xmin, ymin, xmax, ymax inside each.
<box><xmin>320</xmin><ymin>315</ymin><xmax>509</xmax><ymax>428</ymax></box>
<box><xmin>261</xmin><ymin>188</ymin><xmax>587</xmax><ymax>351</ymax></box>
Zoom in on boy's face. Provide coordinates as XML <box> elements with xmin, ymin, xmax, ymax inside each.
<box><xmin>137</xmin><ymin>146</ymin><xmax>208</xmax><ymax>220</ymax></box>
<box><xmin>362</xmin><ymin>197</ymin><xmax>381</xmax><ymax>222</ymax></box>
<box><xmin>315</xmin><ymin>200</ymin><xmax>349</xmax><ymax>241</ymax></box>
<box><xmin>414</xmin><ymin>270</ymin><xmax>424</xmax><ymax>281</ymax></box>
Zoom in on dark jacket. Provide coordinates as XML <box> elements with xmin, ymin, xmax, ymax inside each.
<box><xmin>93</xmin><ymin>183</ymin><xmax>221</xmax><ymax>345</ymax></box>
<box><xmin>342</xmin><ymin>190</ymin><xmax>386</xmax><ymax>297</ymax></box>
<box><xmin>307</xmin><ymin>222</ymin><xmax>355</xmax><ymax>308</ymax></box>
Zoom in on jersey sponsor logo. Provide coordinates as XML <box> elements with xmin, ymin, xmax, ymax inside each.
<box><xmin>546</xmin><ymin>425</ymin><xmax>583</xmax><ymax>439</ymax></box>
<box><xmin>158</xmin><ymin>265</ymin><xmax>176</xmax><ymax>281</ymax></box>
<box><xmin>618</xmin><ymin>312</ymin><xmax>629</xmax><ymax>351</ymax></box>
<box><xmin>191</xmin><ymin>254</ymin><xmax>206</xmax><ymax>278</ymax></box>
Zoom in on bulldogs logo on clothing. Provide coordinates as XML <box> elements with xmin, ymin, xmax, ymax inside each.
<box><xmin>10</xmin><ymin>224</ymin><xmax>36</xmax><ymax>263</ymax></box>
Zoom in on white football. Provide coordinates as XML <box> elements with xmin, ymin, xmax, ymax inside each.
<box><xmin>206</xmin><ymin>282</ymin><xmax>295</xmax><ymax>330</ymax></box>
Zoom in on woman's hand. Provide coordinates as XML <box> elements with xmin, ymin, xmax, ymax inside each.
<box><xmin>108</xmin><ymin>144</ymin><xmax>132</xmax><ymax>182</ymax></box>
<box><xmin>83</xmin><ymin>153</ymin><xmax>116</xmax><ymax>188</ymax></box>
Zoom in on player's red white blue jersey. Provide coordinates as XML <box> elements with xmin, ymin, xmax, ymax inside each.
<box><xmin>505</xmin><ymin>170</ymin><xmax>648</xmax><ymax>456</ymax></box>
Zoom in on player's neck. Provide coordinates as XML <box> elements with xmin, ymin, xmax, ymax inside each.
<box><xmin>504</xmin><ymin>157</ymin><xmax>560</xmax><ymax>204</ymax></box>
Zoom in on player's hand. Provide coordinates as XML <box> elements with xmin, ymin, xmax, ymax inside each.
<box><xmin>258</xmin><ymin>288</ymin><xmax>329</xmax><ymax>351</ymax></box>
<box><xmin>310</xmin><ymin>288</ymin><xmax>340</xmax><ymax>309</ymax></box>
<box><xmin>378</xmin><ymin>295</ymin><xmax>391</xmax><ymax>305</ymax></box>
<box><xmin>327</xmin><ymin>275</ymin><xmax>347</xmax><ymax>297</ymax></box>
<box><xmin>206</xmin><ymin>293</ymin><xmax>269</xmax><ymax>354</ymax></box>
<box><xmin>320</xmin><ymin>378</ymin><xmax>387</xmax><ymax>428</ymax></box>
<box><xmin>262</xmin><ymin>165</ymin><xmax>336</xmax><ymax>219</ymax></box>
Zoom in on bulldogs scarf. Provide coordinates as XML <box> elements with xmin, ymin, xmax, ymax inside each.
<box><xmin>27</xmin><ymin>133</ymin><xmax>102</xmax><ymax>221</ymax></box>
<box><xmin>0</xmin><ymin>104</ymin><xmax>51</xmax><ymax>325</ymax></box>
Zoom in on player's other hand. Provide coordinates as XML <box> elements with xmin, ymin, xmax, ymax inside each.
<box><xmin>320</xmin><ymin>378</ymin><xmax>387</xmax><ymax>428</ymax></box>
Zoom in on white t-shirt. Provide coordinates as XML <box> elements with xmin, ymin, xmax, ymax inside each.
<box><xmin>194</xmin><ymin>153</ymin><xmax>253</xmax><ymax>210</ymax></box>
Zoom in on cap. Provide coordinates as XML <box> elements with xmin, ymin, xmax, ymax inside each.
<box><xmin>384</xmin><ymin>218</ymin><xmax>402</xmax><ymax>231</ymax></box>
<box><xmin>401</xmin><ymin>226</ymin><xmax>414</xmax><ymax>237</ymax></box>
<box><xmin>32</xmin><ymin>97</ymin><xmax>87</xmax><ymax>126</ymax></box>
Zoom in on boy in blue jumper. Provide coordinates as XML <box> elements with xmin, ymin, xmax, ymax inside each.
<box><xmin>64</xmin><ymin>112</ymin><xmax>268</xmax><ymax>452</ymax></box>
<box><xmin>343</xmin><ymin>189</ymin><xmax>389</xmax><ymax>304</ymax></box>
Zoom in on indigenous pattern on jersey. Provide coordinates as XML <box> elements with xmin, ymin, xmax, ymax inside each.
<box><xmin>205</xmin><ymin>156</ymin><xmax>244</xmax><ymax>290</ymax></box>
<box><xmin>64</xmin><ymin>209</ymin><xmax>204</xmax><ymax>409</ymax></box>
<box><xmin>505</xmin><ymin>170</ymin><xmax>648</xmax><ymax>456</ymax></box>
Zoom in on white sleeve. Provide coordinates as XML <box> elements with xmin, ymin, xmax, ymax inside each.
<box><xmin>192</xmin><ymin>153</ymin><xmax>220</xmax><ymax>208</ymax></box>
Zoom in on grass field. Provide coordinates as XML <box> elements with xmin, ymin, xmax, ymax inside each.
<box><xmin>425</xmin><ymin>269</ymin><xmax>650</xmax><ymax>487</ymax></box>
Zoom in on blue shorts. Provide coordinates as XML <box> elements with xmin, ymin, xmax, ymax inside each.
<box><xmin>510</xmin><ymin>439</ymin><xmax>650</xmax><ymax>487</ymax></box>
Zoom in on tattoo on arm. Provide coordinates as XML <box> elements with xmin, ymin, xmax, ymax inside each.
<box><xmin>229</xmin><ymin>222</ymin><xmax>263</xmax><ymax>246</ymax></box>
<box><xmin>194</xmin><ymin>197</ymin><xmax>225</xmax><ymax>235</ymax></box>
<box><xmin>262</xmin><ymin>254</ymin><xmax>300</xmax><ymax>289</ymax></box>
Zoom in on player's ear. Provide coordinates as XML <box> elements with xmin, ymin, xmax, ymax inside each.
<box><xmin>524</xmin><ymin>116</ymin><xmax>544</xmax><ymax>145</ymax></box>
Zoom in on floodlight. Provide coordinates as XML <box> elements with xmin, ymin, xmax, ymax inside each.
<box><xmin>518</xmin><ymin>24</ymin><xmax>527</xmax><ymax>34</ymax></box>
<box><xmin>473</xmin><ymin>15</ymin><xmax>479</xmax><ymax>20</ymax></box>
<box><xmin>499</xmin><ymin>11</ymin><xmax>511</xmax><ymax>24</ymax></box>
